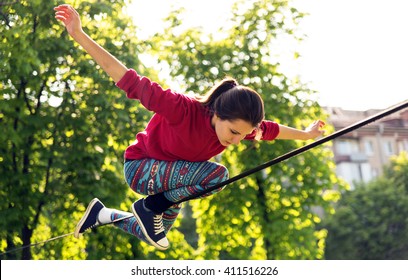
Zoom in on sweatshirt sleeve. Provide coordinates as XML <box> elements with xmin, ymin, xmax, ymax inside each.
<box><xmin>116</xmin><ymin>69</ymin><xmax>192</xmax><ymax>124</ymax></box>
<box><xmin>245</xmin><ymin>120</ymin><xmax>280</xmax><ymax>141</ymax></box>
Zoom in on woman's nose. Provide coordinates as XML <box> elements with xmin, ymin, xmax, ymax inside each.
<box><xmin>231</xmin><ymin>135</ymin><xmax>241</xmax><ymax>145</ymax></box>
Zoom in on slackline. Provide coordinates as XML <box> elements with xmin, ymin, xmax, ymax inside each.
<box><xmin>176</xmin><ymin>99</ymin><xmax>408</xmax><ymax>203</ymax></box>
<box><xmin>0</xmin><ymin>232</ymin><xmax>74</xmax><ymax>257</ymax></box>
<box><xmin>2</xmin><ymin>99</ymin><xmax>407</xmax><ymax>257</ymax></box>
<box><xmin>0</xmin><ymin>216</ymin><xmax>131</xmax><ymax>257</ymax></box>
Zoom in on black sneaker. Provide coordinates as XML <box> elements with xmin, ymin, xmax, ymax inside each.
<box><xmin>74</xmin><ymin>198</ymin><xmax>105</xmax><ymax>238</ymax></box>
<box><xmin>131</xmin><ymin>198</ymin><xmax>169</xmax><ymax>250</ymax></box>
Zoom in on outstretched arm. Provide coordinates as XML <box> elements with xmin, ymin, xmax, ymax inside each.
<box><xmin>54</xmin><ymin>4</ymin><xmax>128</xmax><ymax>83</ymax></box>
<box><xmin>276</xmin><ymin>120</ymin><xmax>325</xmax><ymax>140</ymax></box>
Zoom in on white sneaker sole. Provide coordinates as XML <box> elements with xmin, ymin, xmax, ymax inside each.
<box><xmin>131</xmin><ymin>202</ymin><xmax>169</xmax><ymax>250</ymax></box>
<box><xmin>74</xmin><ymin>198</ymin><xmax>101</xmax><ymax>238</ymax></box>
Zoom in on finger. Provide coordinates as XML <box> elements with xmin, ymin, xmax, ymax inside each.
<box><xmin>54</xmin><ymin>4</ymin><xmax>72</xmax><ymax>9</ymax></box>
<box><xmin>54</xmin><ymin>4</ymin><xmax>76</xmax><ymax>16</ymax></box>
<box><xmin>55</xmin><ymin>11</ymin><xmax>68</xmax><ymax>17</ymax></box>
<box><xmin>55</xmin><ymin>11</ymin><xmax>68</xmax><ymax>22</ymax></box>
<box><xmin>54</xmin><ymin>5</ymin><xmax>68</xmax><ymax>12</ymax></box>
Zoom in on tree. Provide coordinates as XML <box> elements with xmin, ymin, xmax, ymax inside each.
<box><xmin>1</xmin><ymin>0</ymin><xmax>346</xmax><ymax>260</ymax></box>
<box><xmin>151</xmin><ymin>0</ymin><xmax>346</xmax><ymax>259</ymax></box>
<box><xmin>0</xmin><ymin>0</ymin><xmax>153</xmax><ymax>259</ymax></box>
<box><xmin>324</xmin><ymin>152</ymin><xmax>408</xmax><ymax>259</ymax></box>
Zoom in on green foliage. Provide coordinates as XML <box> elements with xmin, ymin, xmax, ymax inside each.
<box><xmin>1</xmin><ymin>0</ymin><xmax>345</xmax><ymax>260</ymax></box>
<box><xmin>151</xmin><ymin>0</ymin><xmax>345</xmax><ymax>259</ymax></box>
<box><xmin>324</xmin><ymin>152</ymin><xmax>408</xmax><ymax>259</ymax></box>
<box><xmin>0</xmin><ymin>0</ymin><xmax>151</xmax><ymax>259</ymax></box>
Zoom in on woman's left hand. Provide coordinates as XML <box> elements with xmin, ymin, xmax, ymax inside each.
<box><xmin>304</xmin><ymin>120</ymin><xmax>326</xmax><ymax>139</ymax></box>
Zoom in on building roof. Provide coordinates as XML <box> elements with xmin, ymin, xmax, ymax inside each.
<box><xmin>324</xmin><ymin>106</ymin><xmax>408</xmax><ymax>138</ymax></box>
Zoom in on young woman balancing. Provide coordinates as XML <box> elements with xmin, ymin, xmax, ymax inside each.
<box><xmin>54</xmin><ymin>4</ymin><xmax>325</xmax><ymax>250</ymax></box>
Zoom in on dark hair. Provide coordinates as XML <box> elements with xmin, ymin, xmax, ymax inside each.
<box><xmin>197</xmin><ymin>77</ymin><xmax>265</xmax><ymax>127</ymax></box>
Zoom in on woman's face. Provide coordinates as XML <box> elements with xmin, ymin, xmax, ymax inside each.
<box><xmin>212</xmin><ymin>115</ymin><xmax>254</xmax><ymax>146</ymax></box>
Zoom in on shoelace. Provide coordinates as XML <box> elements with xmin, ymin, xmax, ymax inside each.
<box><xmin>85</xmin><ymin>223</ymin><xmax>99</xmax><ymax>231</ymax></box>
<box><xmin>153</xmin><ymin>214</ymin><xmax>165</xmax><ymax>235</ymax></box>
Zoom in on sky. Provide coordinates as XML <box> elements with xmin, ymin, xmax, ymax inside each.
<box><xmin>128</xmin><ymin>0</ymin><xmax>408</xmax><ymax>111</ymax></box>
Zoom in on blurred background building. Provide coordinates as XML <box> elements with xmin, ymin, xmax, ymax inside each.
<box><xmin>324</xmin><ymin>106</ymin><xmax>408</xmax><ymax>189</ymax></box>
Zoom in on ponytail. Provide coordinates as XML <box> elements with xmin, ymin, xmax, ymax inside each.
<box><xmin>197</xmin><ymin>77</ymin><xmax>265</xmax><ymax>128</ymax></box>
<box><xmin>198</xmin><ymin>77</ymin><xmax>238</xmax><ymax>109</ymax></box>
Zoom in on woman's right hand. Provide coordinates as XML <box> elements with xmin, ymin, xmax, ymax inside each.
<box><xmin>54</xmin><ymin>3</ymin><xmax>128</xmax><ymax>83</ymax></box>
<box><xmin>54</xmin><ymin>4</ymin><xmax>83</xmax><ymax>38</ymax></box>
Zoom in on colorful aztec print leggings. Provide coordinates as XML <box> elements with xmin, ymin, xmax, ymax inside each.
<box><xmin>111</xmin><ymin>158</ymin><xmax>229</xmax><ymax>243</ymax></box>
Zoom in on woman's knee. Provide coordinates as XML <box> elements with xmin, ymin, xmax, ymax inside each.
<box><xmin>212</xmin><ymin>163</ymin><xmax>229</xmax><ymax>183</ymax></box>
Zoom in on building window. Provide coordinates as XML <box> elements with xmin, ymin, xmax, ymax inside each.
<box><xmin>364</xmin><ymin>140</ymin><xmax>374</xmax><ymax>156</ymax></box>
<box><xmin>383</xmin><ymin>140</ymin><xmax>394</xmax><ymax>156</ymax></box>
<box><xmin>398</xmin><ymin>140</ymin><xmax>408</xmax><ymax>153</ymax></box>
<box><xmin>336</xmin><ymin>139</ymin><xmax>359</xmax><ymax>155</ymax></box>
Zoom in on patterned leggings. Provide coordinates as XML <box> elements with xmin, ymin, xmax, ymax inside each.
<box><xmin>111</xmin><ymin>159</ymin><xmax>229</xmax><ymax>244</ymax></box>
